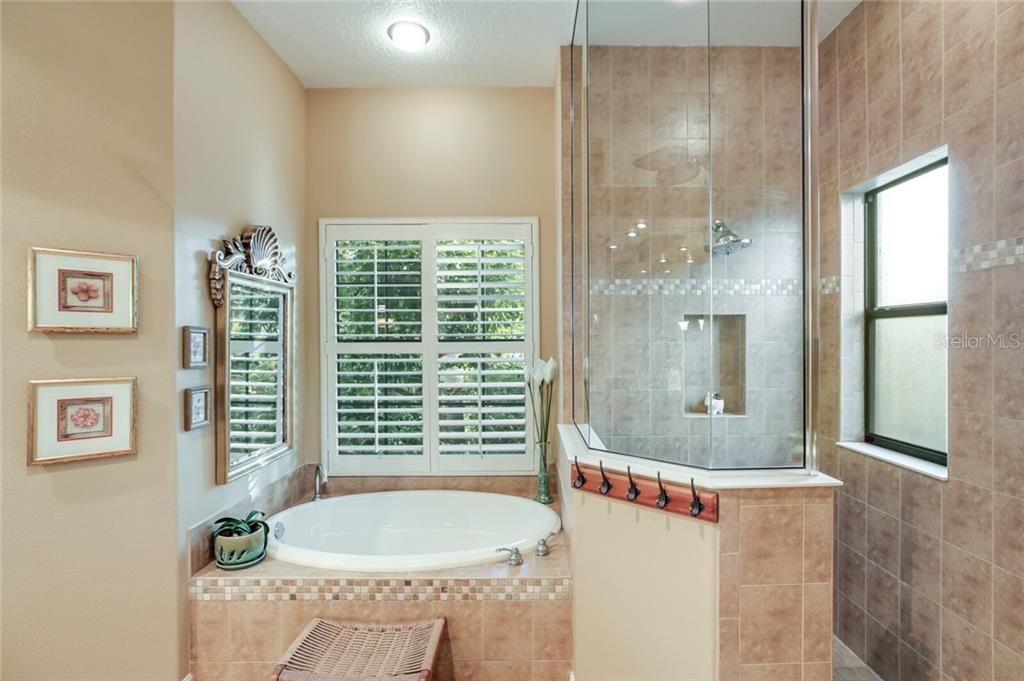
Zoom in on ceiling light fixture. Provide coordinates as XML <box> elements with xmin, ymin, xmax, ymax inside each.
<box><xmin>387</xmin><ymin>21</ymin><xmax>430</xmax><ymax>52</ymax></box>
<box><xmin>627</xmin><ymin>229</ymin><xmax>638</xmax><ymax>238</ymax></box>
<box><xmin>636</xmin><ymin>220</ymin><xmax>647</xmax><ymax>230</ymax></box>
<box><xmin>609</xmin><ymin>244</ymin><xmax>618</xmax><ymax>250</ymax></box>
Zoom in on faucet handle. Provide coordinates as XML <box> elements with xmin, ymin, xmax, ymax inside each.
<box><xmin>496</xmin><ymin>547</ymin><xmax>524</xmax><ymax>566</ymax></box>
<box><xmin>535</xmin><ymin>532</ymin><xmax>556</xmax><ymax>557</ymax></box>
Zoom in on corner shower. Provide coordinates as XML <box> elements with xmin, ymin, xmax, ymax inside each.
<box><xmin>568</xmin><ymin>0</ymin><xmax>816</xmax><ymax>471</ymax></box>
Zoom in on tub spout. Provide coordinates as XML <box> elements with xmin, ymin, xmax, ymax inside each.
<box><xmin>313</xmin><ymin>463</ymin><xmax>327</xmax><ymax>502</ymax></box>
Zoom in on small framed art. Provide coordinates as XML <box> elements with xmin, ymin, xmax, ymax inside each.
<box><xmin>184</xmin><ymin>385</ymin><xmax>212</xmax><ymax>431</ymax></box>
<box><xmin>28</xmin><ymin>378</ymin><xmax>137</xmax><ymax>465</ymax></box>
<box><xmin>182</xmin><ymin>325</ymin><xmax>210</xmax><ymax>368</ymax></box>
<box><xmin>29</xmin><ymin>247</ymin><xmax>138</xmax><ymax>333</ymax></box>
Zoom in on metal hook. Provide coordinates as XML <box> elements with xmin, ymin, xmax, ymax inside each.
<box><xmin>656</xmin><ymin>471</ymin><xmax>670</xmax><ymax>509</ymax></box>
<box><xmin>598</xmin><ymin>461</ymin><xmax>612</xmax><ymax>495</ymax></box>
<box><xmin>626</xmin><ymin>466</ymin><xmax>641</xmax><ymax>502</ymax></box>
<box><xmin>689</xmin><ymin>477</ymin><xmax>705</xmax><ymax>518</ymax></box>
<box><xmin>572</xmin><ymin>456</ymin><xmax>587</xmax><ymax>489</ymax></box>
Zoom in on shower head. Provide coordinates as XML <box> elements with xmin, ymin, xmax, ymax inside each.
<box><xmin>706</xmin><ymin>219</ymin><xmax>752</xmax><ymax>256</ymax></box>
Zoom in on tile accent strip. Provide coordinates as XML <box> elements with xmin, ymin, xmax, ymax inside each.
<box><xmin>819</xmin><ymin>275</ymin><xmax>841</xmax><ymax>295</ymax></box>
<box><xmin>952</xmin><ymin>237</ymin><xmax>1024</xmax><ymax>272</ymax></box>
<box><xmin>189</xmin><ymin>576</ymin><xmax>573</xmax><ymax>602</ymax></box>
<box><xmin>590</xmin><ymin>277</ymin><xmax>802</xmax><ymax>296</ymax></box>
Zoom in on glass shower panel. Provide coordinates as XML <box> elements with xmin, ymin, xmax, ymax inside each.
<box><xmin>580</xmin><ymin>1</ymin><xmax>714</xmax><ymax>465</ymax></box>
<box><xmin>708</xmin><ymin>0</ymin><xmax>805</xmax><ymax>468</ymax></box>
<box><xmin>571</xmin><ymin>0</ymin><xmax>806</xmax><ymax>470</ymax></box>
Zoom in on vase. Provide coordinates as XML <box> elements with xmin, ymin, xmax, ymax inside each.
<box><xmin>535</xmin><ymin>441</ymin><xmax>553</xmax><ymax>504</ymax></box>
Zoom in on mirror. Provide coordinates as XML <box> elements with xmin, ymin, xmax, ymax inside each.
<box><xmin>209</xmin><ymin>226</ymin><xmax>295</xmax><ymax>484</ymax></box>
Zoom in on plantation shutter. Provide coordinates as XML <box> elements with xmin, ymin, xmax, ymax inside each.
<box><xmin>322</xmin><ymin>221</ymin><xmax>536</xmax><ymax>475</ymax></box>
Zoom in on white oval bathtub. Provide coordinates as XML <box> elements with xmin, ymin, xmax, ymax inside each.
<box><xmin>266</xmin><ymin>490</ymin><xmax>561</xmax><ymax>572</ymax></box>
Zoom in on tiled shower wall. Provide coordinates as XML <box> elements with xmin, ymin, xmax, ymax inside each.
<box><xmin>818</xmin><ymin>1</ymin><xmax>1024</xmax><ymax>679</ymax></box>
<box><xmin>578</xmin><ymin>44</ymin><xmax>805</xmax><ymax>468</ymax></box>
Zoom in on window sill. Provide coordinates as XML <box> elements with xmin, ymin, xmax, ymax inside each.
<box><xmin>836</xmin><ymin>441</ymin><xmax>948</xmax><ymax>481</ymax></box>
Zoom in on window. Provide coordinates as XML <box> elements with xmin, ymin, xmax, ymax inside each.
<box><xmin>864</xmin><ymin>160</ymin><xmax>948</xmax><ymax>465</ymax></box>
<box><xmin>320</xmin><ymin>220</ymin><xmax>538</xmax><ymax>475</ymax></box>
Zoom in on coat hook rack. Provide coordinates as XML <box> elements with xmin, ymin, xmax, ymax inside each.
<box><xmin>570</xmin><ymin>461</ymin><xmax>718</xmax><ymax>523</ymax></box>
<box><xmin>599</xmin><ymin>461</ymin><xmax>612</xmax><ymax>495</ymax></box>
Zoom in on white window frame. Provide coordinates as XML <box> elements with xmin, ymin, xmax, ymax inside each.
<box><xmin>319</xmin><ymin>217</ymin><xmax>540</xmax><ymax>476</ymax></box>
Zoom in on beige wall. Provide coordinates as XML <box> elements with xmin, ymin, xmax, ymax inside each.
<box><xmin>1</xmin><ymin>2</ymin><xmax>181</xmax><ymax>679</ymax></box>
<box><xmin>305</xmin><ymin>87</ymin><xmax>559</xmax><ymax>366</ymax></box>
<box><xmin>819</xmin><ymin>1</ymin><xmax>1024</xmax><ymax>679</ymax></box>
<box><xmin>570</xmin><ymin>492</ymin><xmax>718</xmax><ymax>680</ymax></box>
<box><xmin>174</xmin><ymin>2</ymin><xmax>311</xmax><ymax>667</ymax></box>
<box><xmin>174</xmin><ymin>0</ymin><xmax>310</xmax><ymax>538</ymax></box>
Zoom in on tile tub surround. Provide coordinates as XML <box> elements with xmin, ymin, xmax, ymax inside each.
<box><xmin>818</xmin><ymin>1</ymin><xmax>1024</xmax><ymax>679</ymax></box>
<box><xmin>718</xmin><ymin>486</ymin><xmax>836</xmax><ymax>681</ymax></box>
<box><xmin>189</xmin><ymin>545</ymin><xmax>572</xmax><ymax>681</ymax></box>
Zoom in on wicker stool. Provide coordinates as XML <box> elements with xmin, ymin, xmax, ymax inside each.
<box><xmin>272</xmin><ymin>618</ymin><xmax>447</xmax><ymax>681</ymax></box>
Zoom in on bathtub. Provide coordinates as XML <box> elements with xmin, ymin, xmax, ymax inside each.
<box><xmin>266</xmin><ymin>490</ymin><xmax>561</xmax><ymax>572</ymax></box>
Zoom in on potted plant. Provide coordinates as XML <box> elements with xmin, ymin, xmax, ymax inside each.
<box><xmin>212</xmin><ymin>511</ymin><xmax>269</xmax><ymax>570</ymax></box>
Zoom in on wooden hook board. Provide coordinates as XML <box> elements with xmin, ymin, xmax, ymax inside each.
<box><xmin>571</xmin><ymin>462</ymin><xmax>719</xmax><ymax>523</ymax></box>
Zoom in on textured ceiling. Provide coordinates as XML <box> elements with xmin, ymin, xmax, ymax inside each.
<box><xmin>233</xmin><ymin>1</ymin><xmax>577</xmax><ymax>88</ymax></box>
<box><xmin>233</xmin><ymin>0</ymin><xmax>859</xmax><ymax>89</ymax></box>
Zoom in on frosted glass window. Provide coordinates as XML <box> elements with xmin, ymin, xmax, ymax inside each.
<box><xmin>865</xmin><ymin>159</ymin><xmax>948</xmax><ymax>464</ymax></box>
<box><xmin>870</xmin><ymin>315</ymin><xmax>948</xmax><ymax>453</ymax></box>
<box><xmin>875</xmin><ymin>165</ymin><xmax>948</xmax><ymax>307</ymax></box>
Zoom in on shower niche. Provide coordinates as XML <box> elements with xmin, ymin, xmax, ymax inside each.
<box><xmin>568</xmin><ymin>0</ymin><xmax>812</xmax><ymax>470</ymax></box>
<box><xmin>680</xmin><ymin>314</ymin><xmax>746</xmax><ymax>418</ymax></box>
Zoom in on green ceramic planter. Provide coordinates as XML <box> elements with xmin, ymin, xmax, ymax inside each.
<box><xmin>214</xmin><ymin>525</ymin><xmax>267</xmax><ymax>570</ymax></box>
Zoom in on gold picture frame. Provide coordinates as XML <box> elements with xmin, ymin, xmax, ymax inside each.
<box><xmin>28</xmin><ymin>247</ymin><xmax>138</xmax><ymax>333</ymax></box>
<box><xmin>28</xmin><ymin>377</ymin><xmax>138</xmax><ymax>465</ymax></box>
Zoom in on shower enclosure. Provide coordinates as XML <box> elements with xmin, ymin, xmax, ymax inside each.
<box><xmin>568</xmin><ymin>0</ymin><xmax>817</xmax><ymax>470</ymax></box>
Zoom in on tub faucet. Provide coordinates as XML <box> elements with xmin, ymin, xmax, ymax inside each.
<box><xmin>313</xmin><ymin>464</ymin><xmax>327</xmax><ymax>502</ymax></box>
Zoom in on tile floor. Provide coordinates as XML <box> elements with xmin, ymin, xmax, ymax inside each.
<box><xmin>833</xmin><ymin>637</ymin><xmax>883</xmax><ymax>681</ymax></box>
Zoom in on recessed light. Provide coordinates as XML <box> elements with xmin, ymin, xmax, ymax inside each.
<box><xmin>388</xmin><ymin>21</ymin><xmax>430</xmax><ymax>52</ymax></box>
<box><xmin>627</xmin><ymin>229</ymin><xmax>638</xmax><ymax>238</ymax></box>
<box><xmin>678</xmin><ymin>246</ymin><xmax>689</xmax><ymax>252</ymax></box>
<box><xmin>636</xmin><ymin>220</ymin><xmax>647</xmax><ymax>230</ymax></box>
<box><xmin>609</xmin><ymin>244</ymin><xmax>618</xmax><ymax>250</ymax></box>
<box><xmin>658</xmin><ymin>255</ymin><xmax>668</xmax><ymax>264</ymax></box>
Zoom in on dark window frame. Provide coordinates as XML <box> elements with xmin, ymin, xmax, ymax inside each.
<box><xmin>864</xmin><ymin>158</ymin><xmax>949</xmax><ymax>466</ymax></box>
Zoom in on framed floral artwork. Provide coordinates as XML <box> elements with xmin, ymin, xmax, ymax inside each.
<box><xmin>29</xmin><ymin>247</ymin><xmax>138</xmax><ymax>333</ymax></box>
<box><xmin>184</xmin><ymin>385</ymin><xmax>212</xmax><ymax>431</ymax></box>
<box><xmin>28</xmin><ymin>378</ymin><xmax>137</xmax><ymax>465</ymax></box>
<box><xmin>182</xmin><ymin>325</ymin><xmax>210</xmax><ymax>369</ymax></box>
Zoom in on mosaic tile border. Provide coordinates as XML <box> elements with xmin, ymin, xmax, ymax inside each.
<box><xmin>189</xmin><ymin>576</ymin><xmax>573</xmax><ymax>602</ymax></box>
<box><xmin>590</xmin><ymin>277</ymin><xmax>801</xmax><ymax>296</ymax></box>
<box><xmin>953</xmin><ymin>237</ymin><xmax>1024</xmax><ymax>273</ymax></box>
<box><xmin>819</xmin><ymin>275</ymin><xmax>840</xmax><ymax>295</ymax></box>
